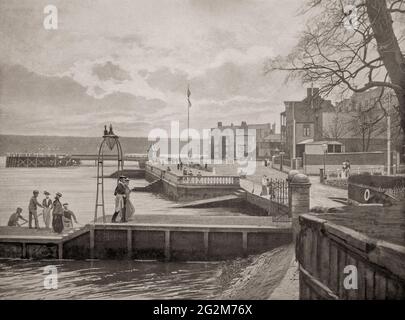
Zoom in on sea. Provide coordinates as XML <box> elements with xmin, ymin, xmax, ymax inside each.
<box><xmin>0</xmin><ymin>158</ymin><xmax>272</xmax><ymax>299</ymax></box>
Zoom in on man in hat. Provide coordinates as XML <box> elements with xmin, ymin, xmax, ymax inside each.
<box><xmin>42</xmin><ymin>191</ymin><xmax>53</xmax><ymax>229</ymax></box>
<box><xmin>111</xmin><ymin>176</ymin><xmax>127</xmax><ymax>223</ymax></box>
<box><xmin>28</xmin><ymin>190</ymin><xmax>43</xmax><ymax>229</ymax></box>
<box><xmin>62</xmin><ymin>203</ymin><xmax>78</xmax><ymax>229</ymax></box>
<box><xmin>52</xmin><ymin>192</ymin><xmax>64</xmax><ymax>233</ymax></box>
<box><xmin>8</xmin><ymin>207</ymin><xmax>28</xmax><ymax>227</ymax></box>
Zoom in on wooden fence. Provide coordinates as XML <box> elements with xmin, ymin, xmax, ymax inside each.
<box><xmin>297</xmin><ymin>214</ymin><xmax>405</xmax><ymax>300</ymax></box>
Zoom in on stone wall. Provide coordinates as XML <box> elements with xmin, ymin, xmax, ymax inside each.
<box><xmin>303</xmin><ymin>152</ymin><xmax>386</xmax><ymax>175</ymax></box>
<box><xmin>145</xmin><ymin>164</ymin><xmax>240</xmax><ymax>202</ymax></box>
<box><xmin>245</xmin><ymin>192</ymin><xmax>289</xmax><ymax>216</ymax></box>
<box><xmin>88</xmin><ymin>226</ymin><xmax>292</xmax><ymax>261</ymax></box>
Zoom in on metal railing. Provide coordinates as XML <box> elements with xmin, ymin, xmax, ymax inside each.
<box><xmin>267</xmin><ymin>178</ymin><xmax>289</xmax><ymax>206</ymax></box>
<box><xmin>146</xmin><ymin>163</ymin><xmax>240</xmax><ymax>186</ymax></box>
<box><xmin>178</xmin><ymin>175</ymin><xmax>239</xmax><ymax>186</ymax></box>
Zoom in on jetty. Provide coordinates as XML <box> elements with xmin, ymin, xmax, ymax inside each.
<box><xmin>0</xmin><ymin>215</ymin><xmax>291</xmax><ymax>261</ymax></box>
<box><xmin>5</xmin><ymin>153</ymin><xmax>148</xmax><ymax>168</ymax></box>
<box><xmin>5</xmin><ymin>153</ymin><xmax>80</xmax><ymax>168</ymax></box>
<box><xmin>0</xmin><ymin>226</ymin><xmax>89</xmax><ymax>259</ymax></box>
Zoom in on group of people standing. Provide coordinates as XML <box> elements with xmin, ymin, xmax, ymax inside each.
<box><xmin>8</xmin><ymin>190</ymin><xmax>78</xmax><ymax>233</ymax></box>
<box><xmin>111</xmin><ymin>176</ymin><xmax>135</xmax><ymax>223</ymax></box>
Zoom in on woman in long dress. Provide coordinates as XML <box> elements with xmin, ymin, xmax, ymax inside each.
<box><xmin>42</xmin><ymin>191</ymin><xmax>53</xmax><ymax>229</ymax></box>
<box><xmin>124</xmin><ymin>178</ymin><xmax>135</xmax><ymax>220</ymax></box>
<box><xmin>52</xmin><ymin>192</ymin><xmax>64</xmax><ymax>233</ymax></box>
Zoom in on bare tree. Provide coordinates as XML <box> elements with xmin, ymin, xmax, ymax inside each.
<box><xmin>348</xmin><ymin>104</ymin><xmax>386</xmax><ymax>151</ymax></box>
<box><xmin>266</xmin><ymin>0</ymin><xmax>405</xmax><ymax>135</ymax></box>
<box><xmin>322</xmin><ymin>110</ymin><xmax>348</xmax><ymax>140</ymax></box>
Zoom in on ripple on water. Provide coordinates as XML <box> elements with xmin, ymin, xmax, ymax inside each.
<box><xmin>0</xmin><ymin>259</ymin><xmax>224</xmax><ymax>299</ymax></box>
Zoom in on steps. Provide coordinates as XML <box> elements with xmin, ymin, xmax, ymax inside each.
<box><xmin>132</xmin><ymin>179</ymin><xmax>162</xmax><ymax>192</ymax></box>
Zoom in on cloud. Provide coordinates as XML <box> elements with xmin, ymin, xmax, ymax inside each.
<box><xmin>0</xmin><ymin>0</ymin><xmax>307</xmax><ymax>136</ymax></box>
<box><xmin>92</xmin><ymin>61</ymin><xmax>132</xmax><ymax>82</ymax></box>
<box><xmin>0</xmin><ymin>63</ymin><xmax>167</xmax><ymax>136</ymax></box>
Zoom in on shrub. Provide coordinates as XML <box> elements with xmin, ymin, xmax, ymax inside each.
<box><xmin>348</xmin><ymin>174</ymin><xmax>405</xmax><ymax>189</ymax></box>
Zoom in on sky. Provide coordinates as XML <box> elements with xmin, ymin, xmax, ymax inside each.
<box><xmin>0</xmin><ymin>0</ymin><xmax>307</xmax><ymax>137</ymax></box>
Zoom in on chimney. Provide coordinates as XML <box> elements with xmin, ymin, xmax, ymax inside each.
<box><xmin>307</xmin><ymin>88</ymin><xmax>313</xmax><ymax>99</ymax></box>
<box><xmin>218</xmin><ymin>122</ymin><xmax>222</xmax><ymax>128</ymax></box>
<box><xmin>307</xmin><ymin>87</ymin><xmax>320</xmax><ymax>99</ymax></box>
<box><xmin>241</xmin><ymin>121</ymin><xmax>247</xmax><ymax>127</ymax></box>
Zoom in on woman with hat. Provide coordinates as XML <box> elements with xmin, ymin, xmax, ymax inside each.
<box><xmin>123</xmin><ymin>177</ymin><xmax>135</xmax><ymax>221</ymax></box>
<box><xmin>52</xmin><ymin>192</ymin><xmax>64</xmax><ymax>233</ymax></box>
<box><xmin>42</xmin><ymin>191</ymin><xmax>53</xmax><ymax>229</ymax></box>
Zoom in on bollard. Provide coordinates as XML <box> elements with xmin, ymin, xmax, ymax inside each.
<box><xmin>319</xmin><ymin>168</ymin><xmax>325</xmax><ymax>183</ymax></box>
<box><xmin>288</xmin><ymin>172</ymin><xmax>311</xmax><ymax>245</ymax></box>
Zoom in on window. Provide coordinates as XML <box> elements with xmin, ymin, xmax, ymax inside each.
<box><xmin>303</xmin><ymin>125</ymin><xmax>311</xmax><ymax>137</ymax></box>
<box><xmin>327</xmin><ymin>145</ymin><xmax>334</xmax><ymax>153</ymax></box>
<box><xmin>335</xmin><ymin>145</ymin><xmax>342</xmax><ymax>153</ymax></box>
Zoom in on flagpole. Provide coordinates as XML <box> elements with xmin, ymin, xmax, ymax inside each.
<box><xmin>188</xmin><ymin>97</ymin><xmax>190</xmax><ymax>160</ymax></box>
<box><xmin>187</xmin><ymin>85</ymin><xmax>191</xmax><ymax>161</ymax></box>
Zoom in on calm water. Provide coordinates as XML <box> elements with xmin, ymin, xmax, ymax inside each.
<box><xmin>0</xmin><ymin>157</ymin><xmax>247</xmax><ymax>299</ymax></box>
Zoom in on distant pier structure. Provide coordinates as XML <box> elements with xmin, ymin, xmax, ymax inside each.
<box><xmin>5</xmin><ymin>153</ymin><xmax>80</xmax><ymax>168</ymax></box>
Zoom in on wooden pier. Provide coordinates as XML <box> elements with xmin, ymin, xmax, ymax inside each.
<box><xmin>0</xmin><ymin>226</ymin><xmax>89</xmax><ymax>259</ymax></box>
<box><xmin>0</xmin><ymin>215</ymin><xmax>291</xmax><ymax>261</ymax></box>
<box><xmin>5</xmin><ymin>153</ymin><xmax>81</xmax><ymax>168</ymax></box>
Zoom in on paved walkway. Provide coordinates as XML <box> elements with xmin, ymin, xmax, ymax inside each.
<box><xmin>240</xmin><ymin>166</ymin><xmax>347</xmax><ymax>209</ymax></box>
<box><xmin>308</xmin><ymin>176</ymin><xmax>347</xmax><ymax>208</ymax></box>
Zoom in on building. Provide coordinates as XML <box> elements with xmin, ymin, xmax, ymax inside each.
<box><xmin>280</xmin><ymin>88</ymin><xmax>335</xmax><ymax>159</ymax></box>
<box><xmin>280</xmin><ymin>87</ymin><xmax>398</xmax><ymax>159</ymax></box>
<box><xmin>210</xmin><ymin>121</ymin><xmax>281</xmax><ymax>161</ymax></box>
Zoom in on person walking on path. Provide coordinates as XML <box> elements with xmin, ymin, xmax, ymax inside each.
<box><xmin>111</xmin><ymin>176</ymin><xmax>127</xmax><ymax>223</ymax></box>
<box><xmin>28</xmin><ymin>190</ymin><xmax>43</xmax><ymax>229</ymax></box>
<box><xmin>52</xmin><ymin>192</ymin><xmax>64</xmax><ymax>233</ymax></box>
<box><xmin>42</xmin><ymin>191</ymin><xmax>53</xmax><ymax>229</ymax></box>
<box><xmin>8</xmin><ymin>207</ymin><xmax>28</xmax><ymax>227</ymax></box>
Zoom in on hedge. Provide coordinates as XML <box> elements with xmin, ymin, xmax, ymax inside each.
<box><xmin>348</xmin><ymin>174</ymin><xmax>405</xmax><ymax>189</ymax></box>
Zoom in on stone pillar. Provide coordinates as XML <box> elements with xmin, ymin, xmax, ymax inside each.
<box><xmin>287</xmin><ymin>170</ymin><xmax>299</xmax><ymax>211</ymax></box>
<box><xmin>288</xmin><ymin>172</ymin><xmax>311</xmax><ymax>244</ymax></box>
